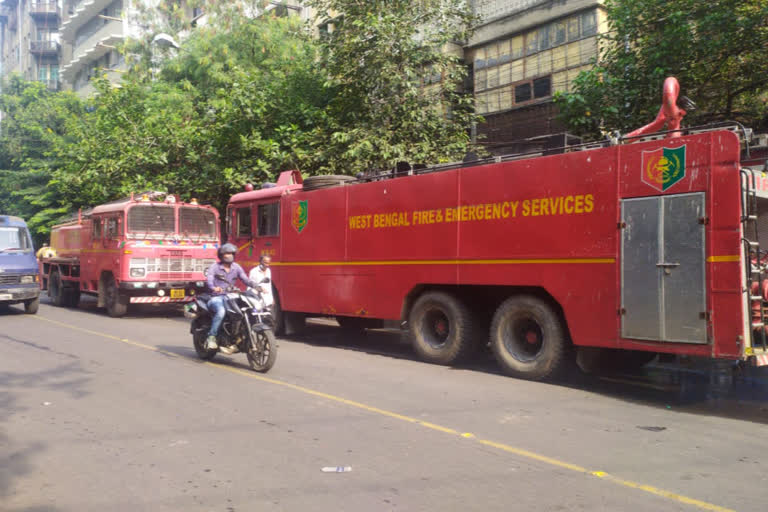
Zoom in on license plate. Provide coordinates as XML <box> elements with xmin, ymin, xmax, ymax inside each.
<box><xmin>170</xmin><ymin>289</ymin><xmax>185</xmax><ymax>299</ymax></box>
<box><xmin>0</xmin><ymin>294</ymin><xmax>11</xmax><ymax>300</ymax></box>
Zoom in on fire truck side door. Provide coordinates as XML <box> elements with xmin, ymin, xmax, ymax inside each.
<box><xmin>253</xmin><ymin>201</ymin><xmax>280</xmax><ymax>263</ymax></box>
<box><xmin>621</xmin><ymin>193</ymin><xmax>707</xmax><ymax>343</ymax></box>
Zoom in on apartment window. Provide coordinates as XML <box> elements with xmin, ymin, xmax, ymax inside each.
<box><xmin>514</xmin><ymin>82</ymin><xmax>532</xmax><ymax>103</ymax></box>
<box><xmin>533</xmin><ymin>76</ymin><xmax>551</xmax><ymax>98</ymax></box>
<box><xmin>581</xmin><ymin>11</ymin><xmax>597</xmax><ymax>36</ymax></box>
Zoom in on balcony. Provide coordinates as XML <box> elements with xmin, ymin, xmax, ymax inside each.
<box><xmin>29</xmin><ymin>1</ymin><xmax>60</xmax><ymax>22</ymax></box>
<box><xmin>30</xmin><ymin>40</ymin><xmax>61</xmax><ymax>56</ymax></box>
<box><xmin>60</xmin><ymin>0</ymin><xmax>114</xmax><ymax>42</ymax></box>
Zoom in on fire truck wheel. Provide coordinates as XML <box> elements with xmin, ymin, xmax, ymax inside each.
<box><xmin>64</xmin><ymin>289</ymin><xmax>81</xmax><ymax>308</ymax></box>
<box><xmin>490</xmin><ymin>296</ymin><xmax>567</xmax><ymax>380</ymax></box>
<box><xmin>409</xmin><ymin>291</ymin><xmax>476</xmax><ymax>365</ymax></box>
<box><xmin>272</xmin><ymin>292</ymin><xmax>285</xmax><ymax>335</ymax></box>
<box><xmin>49</xmin><ymin>271</ymin><xmax>65</xmax><ymax>307</ymax></box>
<box><xmin>105</xmin><ymin>276</ymin><xmax>128</xmax><ymax>317</ymax></box>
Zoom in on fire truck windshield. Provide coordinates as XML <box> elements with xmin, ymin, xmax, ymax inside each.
<box><xmin>127</xmin><ymin>205</ymin><xmax>175</xmax><ymax>236</ymax></box>
<box><xmin>180</xmin><ymin>207</ymin><xmax>217</xmax><ymax>239</ymax></box>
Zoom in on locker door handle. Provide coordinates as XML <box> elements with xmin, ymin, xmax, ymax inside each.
<box><xmin>656</xmin><ymin>262</ymin><xmax>680</xmax><ymax>268</ymax></box>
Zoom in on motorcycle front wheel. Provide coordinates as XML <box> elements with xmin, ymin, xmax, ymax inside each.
<box><xmin>247</xmin><ymin>328</ymin><xmax>277</xmax><ymax>373</ymax></box>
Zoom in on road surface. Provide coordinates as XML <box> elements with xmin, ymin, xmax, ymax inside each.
<box><xmin>1</xmin><ymin>297</ymin><xmax>767</xmax><ymax>511</ymax></box>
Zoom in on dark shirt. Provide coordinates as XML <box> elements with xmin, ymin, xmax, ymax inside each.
<box><xmin>206</xmin><ymin>262</ymin><xmax>255</xmax><ymax>295</ymax></box>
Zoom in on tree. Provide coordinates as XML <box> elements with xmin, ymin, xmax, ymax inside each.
<box><xmin>305</xmin><ymin>0</ymin><xmax>480</xmax><ymax>174</ymax></box>
<box><xmin>555</xmin><ymin>0</ymin><xmax>768</xmax><ymax>139</ymax></box>
<box><xmin>0</xmin><ymin>77</ymin><xmax>84</xmax><ymax>240</ymax></box>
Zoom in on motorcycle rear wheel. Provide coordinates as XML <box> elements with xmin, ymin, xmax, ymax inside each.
<box><xmin>247</xmin><ymin>329</ymin><xmax>277</xmax><ymax>373</ymax></box>
<box><xmin>192</xmin><ymin>324</ymin><xmax>217</xmax><ymax>361</ymax></box>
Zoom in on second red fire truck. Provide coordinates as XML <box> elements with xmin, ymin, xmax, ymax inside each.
<box><xmin>40</xmin><ymin>193</ymin><xmax>219</xmax><ymax>317</ymax></box>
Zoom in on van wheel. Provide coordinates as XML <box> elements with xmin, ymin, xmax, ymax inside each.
<box><xmin>24</xmin><ymin>298</ymin><xmax>39</xmax><ymax>315</ymax></box>
<box><xmin>409</xmin><ymin>291</ymin><xmax>476</xmax><ymax>365</ymax></box>
<box><xmin>105</xmin><ymin>275</ymin><xmax>128</xmax><ymax>317</ymax></box>
<box><xmin>490</xmin><ymin>296</ymin><xmax>567</xmax><ymax>380</ymax></box>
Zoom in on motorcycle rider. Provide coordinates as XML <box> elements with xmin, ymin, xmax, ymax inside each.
<box><xmin>205</xmin><ymin>243</ymin><xmax>259</xmax><ymax>350</ymax></box>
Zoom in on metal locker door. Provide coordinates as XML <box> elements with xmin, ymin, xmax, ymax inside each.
<box><xmin>661</xmin><ymin>193</ymin><xmax>707</xmax><ymax>343</ymax></box>
<box><xmin>621</xmin><ymin>197</ymin><xmax>662</xmax><ymax>340</ymax></box>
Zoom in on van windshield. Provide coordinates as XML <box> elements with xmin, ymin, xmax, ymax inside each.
<box><xmin>0</xmin><ymin>227</ymin><xmax>33</xmax><ymax>252</ymax></box>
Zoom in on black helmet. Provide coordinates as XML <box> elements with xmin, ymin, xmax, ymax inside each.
<box><xmin>218</xmin><ymin>243</ymin><xmax>237</xmax><ymax>260</ymax></box>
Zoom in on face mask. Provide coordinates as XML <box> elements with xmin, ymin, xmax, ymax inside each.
<box><xmin>222</xmin><ymin>254</ymin><xmax>234</xmax><ymax>263</ymax></box>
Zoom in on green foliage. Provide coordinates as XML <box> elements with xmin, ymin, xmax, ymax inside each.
<box><xmin>306</xmin><ymin>0</ymin><xmax>480</xmax><ymax>173</ymax></box>
<box><xmin>0</xmin><ymin>76</ymin><xmax>84</xmax><ymax>240</ymax></box>
<box><xmin>1</xmin><ymin>2</ymin><xmax>480</xmax><ymax>237</ymax></box>
<box><xmin>555</xmin><ymin>0</ymin><xmax>768</xmax><ymax>139</ymax></box>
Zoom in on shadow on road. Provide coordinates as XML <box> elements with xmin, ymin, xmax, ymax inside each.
<box><xmin>0</xmin><ymin>327</ymin><xmax>92</xmax><ymax>509</ymax></box>
<box><xmin>281</xmin><ymin>321</ymin><xmax>768</xmax><ymax>425</ymax></box>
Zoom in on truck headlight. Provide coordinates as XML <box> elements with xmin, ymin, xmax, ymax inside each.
<box><xmin>20</xmin><ymin>275</ymin><xmax>35</xmax><ymax>284</ymax></box>
<box><xmin>130</xmin><ymin>268</ymin><xmax>146</xmax><ymax>277</ymax></box>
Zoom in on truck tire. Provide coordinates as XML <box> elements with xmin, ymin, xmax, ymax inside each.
<box><xmin>49</xmin><ymin>271</ymin><xmax>65</xmax><ymax>307</ymax></box>
<box><xmin>409</xmin><ymin>291</ymin><xmax>476</xmax><ymax>365</ymax></box>
<box><xmin>490</xmin><ymin>295</ymin><xmax>567</xmax><ymax>380</ymax></box>
<box><xmin>272</xmin><ymin>290</ymin><xmax>285</xmax><ymax>336</ymax></box>
<box><xmin>105</xmin><ymin>275</ymin><xmax>128</xmax><ymax>317</ymax></box>
<box><xmin>24</xmin><ymin>298</ymin><xmax>40</xmax><ymax>315</ymax></box>
<box><xmin>64</xmin><ymin>289</ymin><xmax>81</xmax><ymax>308</ymax></box>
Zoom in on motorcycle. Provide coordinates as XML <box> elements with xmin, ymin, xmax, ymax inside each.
<box><xmin>184</xmin><ymin>285</ymin><xmax>278</xmax><ymax>373</ymax></box>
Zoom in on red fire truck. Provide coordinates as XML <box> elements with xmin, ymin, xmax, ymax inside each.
<box><xmin>226</xmin><ymin>80</ymin><xmax>768</xmax><ymax>380</ymax></box>
<box><xmin>40</xmin><ymin>194</ymin><xmax>219</xmax><ymax>317</ymax></box>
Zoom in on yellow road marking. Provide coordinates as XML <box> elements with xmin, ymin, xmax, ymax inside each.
<box><xmin>706</xmin><ymin>255</ymin><xmax>740</xmax><ymax>263</ymax></box>
<box><xmin>30</xmin><ymin>315</ymin><xmax>733</xmax><ymax>512</ymax></box>
<box><xmin>271</xmin><ymin>258</ymin><xmax>615</xmax><ymax>267</ymax></box>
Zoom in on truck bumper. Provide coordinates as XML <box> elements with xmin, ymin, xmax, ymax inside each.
<box><xmin>119</xmin><ymin>282</ymin><xmax>207</xmax><ymax>304</ymax></box>
<box><xmin>0</xmin><ymin>286</ymin><xmax>40</xmax><ymax>303</ymax></box>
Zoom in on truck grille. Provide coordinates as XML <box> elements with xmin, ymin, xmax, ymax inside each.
<box><xmin>0</xmin><ymin>275</ymin><xmax>20</xmax><ymax>285</ymax></box>
<box><xmin>144</xmin><ymin>257</ymin><xmax>216</xmax><ymax>276</ymax></box>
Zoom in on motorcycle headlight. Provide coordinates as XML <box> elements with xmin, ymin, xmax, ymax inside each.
<box><xmin>130</xmin><ymin>268</ymin><xmax>146</xmax><ymax>277</ymax></box>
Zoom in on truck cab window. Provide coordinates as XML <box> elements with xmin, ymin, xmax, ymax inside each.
<box><xmin>92</xmin><ymin>218</ymin><xmax>102</xmax><ymax>239</ymax></box>
<box><xmin>258</xmin><ymin>203</ymin><xmax>280</xmax><ymax>237</ymax></box>
<box><xmin>236</xmin><ymin>207</ymin><xmax>252</xmax><ymax>238</ymax></box>
<box><xmin>106</xmin><ymin>218</ymin><xmax>121</xmax><ymax>239</ymax></box>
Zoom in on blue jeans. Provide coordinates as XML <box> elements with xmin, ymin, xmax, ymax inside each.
<box><xmin>207</xmin><ymin>295</ymin><xmax>227</xmax><ymax>337</ymax></box>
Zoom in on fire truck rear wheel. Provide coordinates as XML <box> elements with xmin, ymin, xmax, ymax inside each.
<box><xmin>490</xmin><ymin>295</ymin><xmax>567</xmax><ymax>381</ymax></box>
<box><xmin>409</xmin><ymin>291</ymin><xmax>476</xmax><ymax>365</ymax></box>
<box><xmin>105</xmin><ymin>276</ymin><xmax>128</xmax><ymax>318</ymax></box>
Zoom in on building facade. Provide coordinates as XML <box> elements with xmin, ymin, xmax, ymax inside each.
<box><xmin>468</xmin><ymin>0</ymin><xmax>607</xmax><ymax>151</ymax></box>
<box><xmin>0</xmin><ymin>0</ymin><xmax>64</xmax><ymax>91</ymax></box>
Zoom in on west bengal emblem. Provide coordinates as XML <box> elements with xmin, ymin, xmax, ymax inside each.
<box><xmin>641</xmin><ymin>145</ymin><xmax>686</xmax><ymax>192</ymax></box>
<box><xmin>292</xmin><ymin>200</ymin><xmax>308</xmax><ymax>233</ymax></box>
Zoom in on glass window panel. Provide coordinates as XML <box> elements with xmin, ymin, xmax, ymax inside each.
<box><xmin>580</xmin><ymin>36</ymin><xmax>598</xmax><ymax>65</ymax></box>
<box><xmin>566</xmin><ymin>41</ymin><xmax>580</xmax><ymax>68</ymax></box>
<box><xmin>510</xmin><ymin>35</ymin><xmax>524</xmax><ymax>60</ymax></box>
<box><xmin>551</xmin><ymin>21</ymin><xmax>566</xmax><ymax>47</ymax></box>
<box><xmin>526</xmin><ymin>30</ymin><xmax>538</xmax><ymax>55</ymax></box>
<box><xmin>534</xmin><ymin>76</ymin><xmax>552</xmax><ymax>98</ymax></box>
<box><xmin>538</xmin><ymin>25</ymin><xmax>550</xmax><ymax>51</ymax></box>
<box><xmin>487</xmin><ymin>90</ymin><xmax>500</xmax><ymax>113</ymax></box>
<box><xmin>499</xmin><ymin>86</ymin><xmax>513</xmax><ymax>110</ymax></box>
<box><xmin>476</xmin><ymin>92</ymin><xmax>488</xmax><ymax>114</ymax></box>
<box><xmin>581</xmin><ymin>10</ymin><xmax>597</xmax><ymax>36</ymax></box>
<box><xmin>524</xmin><ymin>56</ymin><xmax>537</xmax><ymax>78</ymax></box>
<box><xmin>257</xmin><ymin>203</ymin><xmax>280</xmax><ymax>237</ymax></box>
<box><xmin>475</xmin><ymin>69</ymin><xmax>487</xmax><ymax>91</ymax></box>
<box><xmin>553</xmin><ymin>71</ymin><xmax>569</xmax><ymax>93</ymax></box>
<box><xmin>515</xmin><ymin>82</ymin><xmax>532</xmax><ymax>104</ymax></box>
<box><xmin>487</xmin><ymin>66</ymin><xmax>499</xmax><ymax>89</ymax></box>
<box><xmin>498</xmin><ymin>62</ymin><xmax>511</xmax><ymax>86</ymax></box>
<box><xmin>510</xmin><ymin>59</ymin><xmax>524</xmax><ymax>83</ymax></box>
<box><xmin>538</xmin><ymin>49</ymin><xmax>552</xmax><ymax>75</ymax></box>
<box><xmin>567</xmin><ymin>16</ymin><xmax>580</xmax><ymax>41</ymax></box>
<box><xmin>498</xmin><ymin>39</ymin><xmax>511</xmax><ymax>62</ymax></box>
<box><xmin>552</xmin><ymin>45</ymin><xmax>567</xmax><ymax>72</ymax></box>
